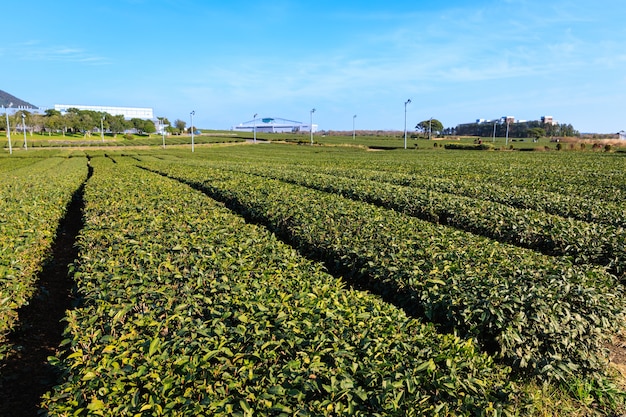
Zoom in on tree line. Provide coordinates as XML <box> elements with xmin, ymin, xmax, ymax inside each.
<box><xmin>412</xmin><ymin>118</ymin><xmax>578</xmax><ymax>139</ymax></box>
<box><xmin>452</xmin><ymin>119</ymin><xmax>578</xmax><ymax>139</ymax></box>
<box><xmin>0</xmin><ymin>108</ymin><xmax>191</xmax><ymax>138</ymax></box>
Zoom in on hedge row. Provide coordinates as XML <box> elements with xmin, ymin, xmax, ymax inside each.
<box><xmin>0</xmin><ymin>156</ymin><xmax>88</xmax><ymax>360</ymax></box>
<box><xmin>43</xmin><ymin>157</ymin><xmax>512</xmax><ymax>416</ymax></box>
<box><xmin>144</xmin><ymin>160</ymin><xmax>626</xmax><ymax>382</ymax></box>
<box><xmin>252</xmin><ymin>161</ymin><xmax>626</xmax><ymax>229</ymax></box>
<box><xmin>213</xmin><ymin>162</ymin><xmax>626</xmax><ymax>279</ymax></box>
<box><xmin>0</xmin><ymin>156</ymin><xmax>39</xmax><ymax>174</ymax></box>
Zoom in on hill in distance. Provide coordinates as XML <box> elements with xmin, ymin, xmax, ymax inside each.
<box><xmin>0</xmin><ymin>89</ymin><xmax>38</xmax><ymax>109</ymax></box>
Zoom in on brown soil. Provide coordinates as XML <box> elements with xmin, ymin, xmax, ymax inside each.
<box><xmin>609</xmin><ymin>331</ymin><xmax>626</xmax><ymax>388</ymax></box>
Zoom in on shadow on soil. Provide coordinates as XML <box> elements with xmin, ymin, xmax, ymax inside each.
<box><xmin>0</xmin><ymin>162</ymin><xmax>91</xmax><ymax>417</ymax></box>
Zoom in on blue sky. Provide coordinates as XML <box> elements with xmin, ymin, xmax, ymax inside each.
<box><xmin>2</xmin><ymin>0</ymin><xmax>625</xmax><ymax>133</ymax></box>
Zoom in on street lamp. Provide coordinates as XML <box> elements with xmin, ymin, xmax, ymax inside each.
<box><xmin>253</xmin><ymin>113</ymin><xmax>258</xmax><ymax>143</ymax></box>
<box><xmin>3</xmin><ymin>103</ymin><xmax>12</xmax><ymax>155</ymax></box>
<box><xmin>190</xmin><ymin>110</ymin><xmax>195</xmax><ymax>152</ymax></box>
<box><xmin>505</xmin><ymin>118</ymin><xmax>510</xmax><ymax>146</ymax></box>
<box><xmin>21</xmin><ymin>113</ymin><xmax>27</xmax><ymax>150</ymax></box>
<box><xmin>310</xmin><ymin>108</ymin><xmax>316</xmax><ymax>145</ymax></box>
<box><xmin>429</xmin><ymin>117</ymin><xmax>432</xmax><ymax>141</ymax></box>
<box><xmin>101</xmin><ymin>115</ymin><xmax>105</xmax><ymax>142</ymax></box>
<box><xmin>404</xmin><ymin>99</ymin><xmax>411</xmax><ymax>149</ymax></box>
<box><xmin>353</xmin><ymin>115</ymin><xmax>357</xmax><ymax>140</ymax></box>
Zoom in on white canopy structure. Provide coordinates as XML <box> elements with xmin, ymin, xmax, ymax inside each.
<box><xmin>232</xmin><ymin>117</ymin><xmax>317</xmax><ymax>133</ymax></box>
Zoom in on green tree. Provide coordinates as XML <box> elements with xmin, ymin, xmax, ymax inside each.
<box><xmin>44</xmin><ymin>112</ymin><xmax>64</xmax><ymax>135</ymax></box>
<box><xmin>130</xmin><ymin>118</ymin><xmax>145</xmax><ymax>134</ymax></box>
<box><xmin>15</xmin><ymin>110</ymin><xmax>31</xmax><ymax>133</ymax></box>
<box><xmin>130</xmin><ymin>118</ymin><xmax>156</xmax><ymax>135</ymax></box>
<box><xmin>416</xmin><ymin>119</ymin><xmax>444</xmax><ymax>138</ymax></box>
<box><xmin>63</xmin><ymin>108</ymin><xmax>79</xmax><ymax>134</ymax></box>
<box><xmin>528</xmin><ymin>127</ymin><xmax>546</xmax><ymax>141</ymax></box>
<box><xmin>30</xmin><ymin>113</ymin><xmax>45</xmax><ymax>135</ymax></box>
<box><xmin>44</xmin><ymin>109</ymin><xmax>62</xmax><ymax>117</ymax></box>
<box><xmin>174</xmin><ymin>119</ymin><xmax>186</xmax><ymax>134</ymax></box>
<box><xmin>107</xmin><ymin>114</ymin><xmax>129</xmax><ymax>136</ymax></box>
<box><xmin>64</xmin><ymin>108</ymin><xmax>99</xmax><ymax>136</ymax></box>
<box><xmin>81</xmin><ymin>110</ymin><xmax>104</xmax><ymax>137</ymax></box>
<box><xmin>559</xmin><ymin>123</ymin><xmax>578</xmax><ymax>137</ymax></box>
<box><xmin>142</xmin><ymin>119</ymin><xmax>156</xmax><ymax>134</ymax></box>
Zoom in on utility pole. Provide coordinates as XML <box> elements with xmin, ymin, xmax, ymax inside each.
<box><xmin>404</xmin><ymin>99</ymin><xmax>411</xmax><ymax>149</ymax></box>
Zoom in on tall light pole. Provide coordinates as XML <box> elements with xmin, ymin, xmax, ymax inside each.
<box><xmin>21</xmin><ymin>113</ymin><xmax>27</xmax><ymax>150</ymax></box>
<box><xmin>253</xmin><ymin>113</ymin><xmax>258</xmax><ymax>143</ymax></box>
<box><xmin>505</xmin><ymin>119</ymin><xmax>510</xmax><ymax>147</ymax></box>
<box><xmin>100</xmin><ymin>115</ymin><xmax>105</xmax><ymax>142</ymax></box>
<box><xmin>310</xmin><ymin>108</ymin><xmax>316</xmax><ymax>145</ymax></box>
<box><xmin>3</xmin><ymin>103</ymin><xmax>12</xmax><ymax>155</ymax></box>
<box><xmin>190</xmin><ymin>110</ymin><xmax>195</xmax><ymax>152</ymax></box>
<box><xmin>429</xmin><ymin>117</ymin><xmax>432</xmax><ymax>141</ymax></box>
<box><xmin>353</xmin><ymin>114</ymin><xmax>357</xmax><ymax>140</ymax></box>
<box><xmin>404</xmin><ymin>99</ymin><xmax>411</xmax><ymax>149</ymax></box>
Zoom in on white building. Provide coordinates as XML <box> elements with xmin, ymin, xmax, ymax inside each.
<box><xmin>54</xmin><ymin>104</ymin><xmax>154</xmax><ymax>119</ymax></box>
<box><xmin>619</xmin><ymin>130</ymin><xmax>626</xmax><ymax>140</ymax></box>
<box><xmin>232</xmin><ymin>117</ymin><xmax>317</xmax><ymax>133</ymax></box>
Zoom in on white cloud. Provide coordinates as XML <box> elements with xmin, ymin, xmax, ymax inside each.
<box><xmin>11</xmin><ymin>41</ymin><xmax>110</xmax><ymax>65</ymax></box>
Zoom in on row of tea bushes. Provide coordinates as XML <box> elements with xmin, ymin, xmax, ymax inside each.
<box><xmin>317</xmin><ymin>151</ymin><xmax>625</xmax><ymax>209</ymax></box>
<box><xmin>136</xmin><ymin>145</ymin><xmax>625</xmax><ymax>214</ymax></box>
<box><xmin>0</xmin><ymin>156</ymin><xmax>88</xmax><ymax>361</ymax></box>
<box><xmin>229</xmin><ymin>160</ymin><xmax>625</xmax><ymax>229</ymax></box>
<box><xmin>43</xmin><ymin>157</ymin><xmax>513</xmax><ymax>416</ymax></box>
<box><xmin>144</xmin><ymin>160</ymin><xmax>625</xmax><ymax>382</ymax></box>
<box><xmin>215</xmin><ymin>163</ymin><xmax>625</xmax><ymax>279</ymax></box>
<box><xmin>0</xmin><ymin>156</ymin><xmax>39</xmax><ymax>174</ymax></box>
<box><xmin>375</xmin><ymin>168</ymin><xmax>625</xmax><ymax>229</ymax></box>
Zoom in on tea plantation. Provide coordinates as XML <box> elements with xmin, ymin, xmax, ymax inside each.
<box><xmin>1</xmin><ymin>144</ymin><xmax>625</xmax><ymax>416</ymax></box>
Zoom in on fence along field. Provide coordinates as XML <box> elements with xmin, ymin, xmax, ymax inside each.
<box><xmin>42</xmin><ymin>156</ymin><xmax>512</xmax><ymax>415</ymax></box>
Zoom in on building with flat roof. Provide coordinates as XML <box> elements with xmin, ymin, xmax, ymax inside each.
<box><xmin>54</xmin><ymin>104</ymin><xmax>153</xmax><ymax>119</ymax></box>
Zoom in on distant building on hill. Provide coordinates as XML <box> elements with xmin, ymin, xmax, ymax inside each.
<box><xmin>54</xmin><ymin>104</ymin><xmax>154</xmax><ymax>119</ymax></box>
<box><xmin>232</xmin><ymin>116</ymin><xmax>317</xmax><ymax>133</ymax></box>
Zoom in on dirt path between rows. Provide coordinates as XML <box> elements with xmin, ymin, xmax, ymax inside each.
<box><xmin>609</xmin><ymin>331</ymin><xmax>626</xmax><ymax>389</ymax></box>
